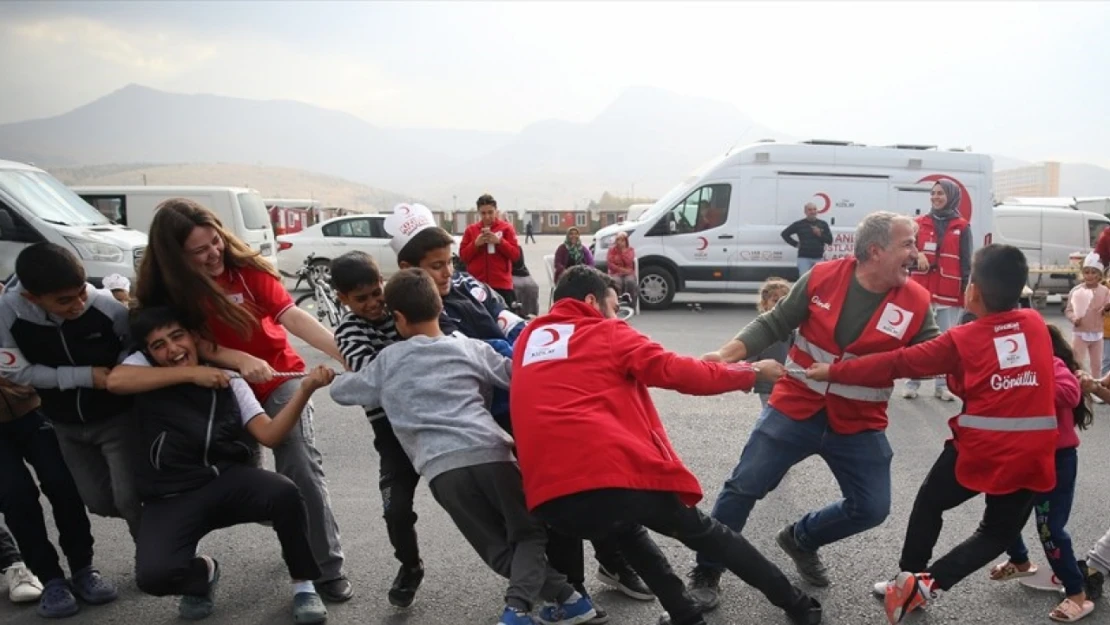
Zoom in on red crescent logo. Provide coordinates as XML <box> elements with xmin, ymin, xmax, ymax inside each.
<box><xmin>917</xmin><ymin>175</ymin><xmax>973</xmax><ymax>221</ymax></box>
<box><xmin>814</xmin><ymin>193</ymin><xmax>832</xmax><ymax>214</ymax></box>
<box><xmin>1005</xmin><ymin>338</ymin><xmax>1019</xmax><ymax>354</ymax></box>
<box><xmin>538</xmin><ymin>328</ymin><xmax>560</xmax><ymax>347</ymax></box>
<box><xmin>696</xmin><ymin>236</ymin><xmax>708</xmax><ymax>251</ymax></box>
<box><xmin>889</xmin><ymin>309</ymin><xmax>905</xmax><ymax>326</ymax></box>
<box><xmin>0</xmin><ymin>351</ymin><xmax>14</xmax><ymax>366</ymax></box>
<box><xmin>398</xmin><ymin>205</ymin><xmax>411</xmax><ymax>216</ymax></box>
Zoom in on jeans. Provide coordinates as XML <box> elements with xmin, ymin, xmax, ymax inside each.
<box><xmin>1007</xmin><ymin>447</ymin><xmax>1083</xmax><ymax>595</ymax></box>
<box><xmin>906</xmin><ymin>305</ymin><xmax>963</xmax><ymax>392</ymax></box>
<box><xmin>371</xmin><ymin>418</ymin><xmax>421</xmax><ymax>568</ymax></box>
<box><xmin>537</xmin><ymin>488</ymin><xmax>811</xmax><ymax>625</ymax></box>
<box><xmin>136</xmin><ymin>465</ymin><xmax>320</xmax><ymax>597</ymax></box>
<box><xmin>263</xmin><ymin>379</ymin><xmax>346</xmax><ymax>581</ymax></box>
<box><xmin>900</xmin><ymin>442</ymin><xmax>1035</xmax><ymax>591</ymax></box>
<box><xmin>698</xmin><ymin>406</ymin><xmax>892</xmax><ymax>570</ymax></box>
<box><xmin>0</xmin><ymin>410</ymin><xmax>95</xmax><ymax>583</ymax></box>
<box><xmin>51</xmin><ymin>413</ymin><xmax>142</xmax><ymax>539</ymax></box>
<box><xmin>796</xmin><ymin>257</ymin><xmax>821</xmax><ymax>277</ymax></box>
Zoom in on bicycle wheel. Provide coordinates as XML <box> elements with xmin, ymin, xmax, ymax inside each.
<box><xmin>295</xmin><ymin>292</ymin><xmax>326</xmax><ymax>323</ymax></box>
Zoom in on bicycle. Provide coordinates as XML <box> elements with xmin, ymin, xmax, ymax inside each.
<box><xmin>292</xmin><ymin>253</ymin><xmax>347</xmax><ymax>328</ymax></box>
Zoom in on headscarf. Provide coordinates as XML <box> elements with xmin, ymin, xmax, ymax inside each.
<box><xmin>931</xmin><ymin>180</ymin><xmax>962</xmax><ymax>222</ymax></box>
<box><xmin>564</xmin><ymin>228</ymin><xmax>585</xmax><ymax>265</ymax></box>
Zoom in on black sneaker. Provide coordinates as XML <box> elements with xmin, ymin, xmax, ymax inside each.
<box><xmin>776</xmin><ymin>524</ymin><xmax>830</xmax><ymax>587</ymax></box>
<box><xmin>316</xmin><ymin>575</ymin><xmax>354</xmax><ymax>603</ymax></box>
<box><xmin>1080</xmin><ymin>559</ymin><xmax>1105</xmax><ymax>602</ymax></box>
<box><xmin>686</xmin><ymin>567</ymin><xmax>721</xmax><ymax>611</ymax></box>
<box><xmin>573</xmin><ymin>583</ymin><xmax>609</xmax><ymax>624</ymax></box>
<box><xmin>597</xmin><ymin>563</ymin><xmax>654</xmax><ymax>601</ymax></box>
<box><xmin>786</xmin><ymin>596</ymin><xmax>822</xmax><ymax>625</ymax></box>
<box><xmin>388</xmin><ymin>562</ymin><xmax>424</xmax><ymax>608</ymax></box>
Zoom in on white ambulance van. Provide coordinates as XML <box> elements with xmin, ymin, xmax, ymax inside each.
<box><xmin>592</xmin><ymin>140</ymin><xmax>994</xmax><ymax>309</ymax></box>
<box><xmin>993</xmin><ymin>204</ymin><xmax>1109</xmax><ymax>295</ymax></box>
<box><xmin>72</xmin><ymin>186</ymin><xmax>278</xmax><ymax>267</ymax></box>
<box><xmin>0</xmin><ymin>161</ymin><xmax>147</xmax><ymax>286</ymax></box>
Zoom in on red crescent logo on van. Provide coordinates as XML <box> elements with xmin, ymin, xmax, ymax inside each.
<box><xmin>813</xmin><ymin>193</ymin><xmax>832</xmax><ymax>214</ymax></box>
<box><xmin>696</xmin><ymin>237</ymin><xmax>708</xmax><ymax>251</ymax></box>
<box><xmin>917</xmin><ymin>175</ymin><xmax>973</xmax><ymax>221</ymax></box>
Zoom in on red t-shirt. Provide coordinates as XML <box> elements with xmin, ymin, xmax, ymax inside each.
<box><xmin>208</xmin><ymin>265</ymin><xmax>304</xmax><ymax>402</ymax></box>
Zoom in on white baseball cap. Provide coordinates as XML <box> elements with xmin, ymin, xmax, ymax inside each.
<box><xmin>385</xmin><ymin>204</ymin><xmax>437</xmax><ymax>255</ymax></box>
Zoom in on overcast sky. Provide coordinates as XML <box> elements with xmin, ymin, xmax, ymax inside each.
<box><xmin>2</xmin><ymin>1</ymin><xmax>1108</xmax><ymax>166</ymax></box>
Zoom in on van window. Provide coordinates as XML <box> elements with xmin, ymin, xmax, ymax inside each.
<box><xmin>0</xmin><ymin>202</ymin><xmax>44</xmax><ymax>243</ymax></box>
<box><xmin>1090</xmin><ymin>220</ymin><xmax>1109</xmax><ymax>247</ymax></box>
<box><xmin>236</xmin><ymin>193</ymin><xmax>271</xmax><ymax>230</ymax></box>
<box><xmin>665</xmin><ymin>184</ymin><xmax>731</xmax><ymax>234</ymax></box>
<box><xmin>81</xmin><ymin>195</ymin><xmax>126</xmax><ymax>224</ymax></box>
<box><xmin>0</xmin><ymin>171</ymin><xmax>110</xmax><ymax>227</ymax></box>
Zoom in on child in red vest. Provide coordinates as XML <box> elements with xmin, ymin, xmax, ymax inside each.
<box><xmin>806</xmin><ymin>244</ymin><xmax>1058</xmax><ymax>624</ymax></box>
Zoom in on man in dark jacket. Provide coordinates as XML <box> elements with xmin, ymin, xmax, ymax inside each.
<box><xmin>780</xmin><ymin>203</ymin><xmax>833</xmax><ymax>277</ymax></box>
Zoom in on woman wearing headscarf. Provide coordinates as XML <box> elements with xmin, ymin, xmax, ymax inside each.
<box><xmin>554</xmin><ymin>227</ymin><xmax>594</xmax><ymax>282</ymax></box>
<box><xmin>904</xmin><ymin>179</ymin><xmax>973</xmax><ymax>401</ymax></box>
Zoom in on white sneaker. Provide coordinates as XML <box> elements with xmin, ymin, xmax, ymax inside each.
<box><xmin>935</xmin><ymin>388</ymin><xmax>956</xmax><ymax>402</ymax></box>
<box><xmin>5</xmin><ymin>562</ymin><xmax>43</xmax><ymax>603</ymax></box>
<box><xmin>902</xmin><ymin>388</ymin><xmax>918</xmax><ymax>399</ymax></box>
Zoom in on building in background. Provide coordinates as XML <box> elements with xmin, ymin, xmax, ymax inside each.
<box><xmin>994</xmin><ymin>162</ymin><xmax>1061</xmax><ymax>199</ymax></box>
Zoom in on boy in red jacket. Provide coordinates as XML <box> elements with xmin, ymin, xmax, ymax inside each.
<box><xmin>511</xmin><ymin>266</ymin><xmax>822</xmax><ymax>625</ymax></box>
<box><xmin>458</xmin><ymin>194</ymin><xmax>521</xmax><ymax>305</ymax></box>
<box><xmin>806</xmin><ymin>244</ymin><xmax>1057</xmax><ymax>624</ymax></box>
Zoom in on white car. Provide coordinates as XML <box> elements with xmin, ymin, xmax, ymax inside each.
<box><xmin>276</xmin><ymin>214</ymin><xmax>461</xmax><ymax>278</ymax></box>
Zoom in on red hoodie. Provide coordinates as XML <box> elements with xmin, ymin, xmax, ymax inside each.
<box><xmin>459</xmin><ymin>219</ymin><xmax>520</xmax><ymax>291</ymax></box>
<box><xmin>510</xmin><ymin>299</ymin><xmax>757</xmax><ymax>510</ymax></box>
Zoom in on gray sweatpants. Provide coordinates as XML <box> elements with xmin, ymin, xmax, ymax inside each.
<box><xmin>429</xmin><ymin>461</ymin><xmax>574</xmax><ymax>612</ymax></box>
<box><xmin>51</xmin><ymin>414</ymin><xmax>142</xmax><ymax>539</ymax></box>
<box><xmin>1089</xmin><ymin>528</ymin><xmax>1110</xmax><ymax>576</ymax></box>
<box><xmin>262</xmin><ymin>379</ymin><xmax>346</xmax><ymax>581</ymax></box>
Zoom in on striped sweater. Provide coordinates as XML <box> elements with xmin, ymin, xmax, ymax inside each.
<box><xmin>334</xmin><ymin>310</ymin><xmax>401</xmax><ymax>421</ymax></box>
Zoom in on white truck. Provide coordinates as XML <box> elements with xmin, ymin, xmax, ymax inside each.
<box><xmin>592</xmin><ymin>140</ymin><xmax>995</xmax><ymax>309</ymax></box>
<box><xmin>0</xmin><ymin>161</ymin><xmax>147</xmax><ymax>286</ymax></box>
<box><xmin>993</xmin><ymin>203</ymin><xmax>1110</xmax><ymax>296</ymax></box>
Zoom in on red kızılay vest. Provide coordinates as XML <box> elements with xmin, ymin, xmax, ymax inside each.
<box><xmin>944</xmin><ymin>309</ymin><xmax>1057</xmax><ymax>495</ymax></box>
<box><xmin>911</xmin><ymin>213</ymin><xmax>969</xmax><ymax>307</ymax></box>
<box><xmin>770</xmin><ymin>257</ymin><xmax>932</xmax><ymax>434</ymax></box>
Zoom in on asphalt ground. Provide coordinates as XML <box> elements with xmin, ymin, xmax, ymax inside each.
<box><xmin>2</xmin><ymin>236</ymin><xmax>1107</xmax><ymax>625</ymax></box>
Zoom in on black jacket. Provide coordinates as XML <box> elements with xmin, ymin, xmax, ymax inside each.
<box><xmin>780</xmin><ymin>219</ymin><xmax>833</xmax><ymax>260</ymax></box>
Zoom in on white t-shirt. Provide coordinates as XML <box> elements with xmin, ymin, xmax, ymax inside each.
<box><xmin>121</xmin><ymin>352</ymin><xmax>265</xmax><ymax>426</ymax></box>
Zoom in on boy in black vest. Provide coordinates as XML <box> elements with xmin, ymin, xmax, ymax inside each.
<box><xmin>105</xmin><ymin>307</ymin><xmax>334</xmax><ymax>624</ymax></box>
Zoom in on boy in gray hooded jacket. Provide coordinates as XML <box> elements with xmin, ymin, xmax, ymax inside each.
<box><xmin>330</xmin><ymin>268</ymin><xmax>597</xmax><ymax>625</ymax></box>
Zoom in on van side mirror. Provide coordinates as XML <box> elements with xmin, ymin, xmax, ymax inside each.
<box><xmin>668</xmin><ymin>219</ymin><xmax>676</xmax><ymax>233</ymax></box>
<box><xmin>0</xmin><ymin>210</ymin><xmax>14</xmax><ymax>237</ymax></box>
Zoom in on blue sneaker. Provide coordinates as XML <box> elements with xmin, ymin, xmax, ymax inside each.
<box><xmin>537</xmin><ymin>593</ymin><xmax>597</xmax><ymax>625</ymax></box>
<box><xmin>37</xmin><ymin>578</ymin><xmax>79</xmax><ymax>618</ymax></box>
<box><xmin>70</xmin><ymin>566</ymin><xmax>117</xmax><ymax>605</ymax></box>
<box><xmin>292</xmin><ymin>591</ymin><xmax>328</xmax><ymax>624</ymax></box>
<box><xmin>498</xmin><ymin>606</ymin><xmax>537</xmax><ymax>625</ymax></box>
<box><xmin>178</xmin><ymin>558</ymin><xmax>220</xmax><ymax>620</ymax></box>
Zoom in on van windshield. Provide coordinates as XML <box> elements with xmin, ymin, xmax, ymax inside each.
<box><xmin>637</xmin><ymin>154</ymin><xmax>729</xmax><ymax>222</ymax></box>
<box><xmin>0</xmin><ymin>170</ymin><xmax>111</xmax><ymax>227</ymax></box>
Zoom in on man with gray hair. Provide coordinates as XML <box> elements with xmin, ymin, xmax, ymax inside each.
<box><xmin>780</xmin><ymin>202</ymin><xmax>833</xmax><ymax>277</ymax></box>
<box><xmin>686</xmin><ymin>211</ymin><xmax>939</xmax><ymax>611</ymax></box>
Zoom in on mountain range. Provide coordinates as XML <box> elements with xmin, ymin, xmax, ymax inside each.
<box><xmin>1</xmin><ymin>84</ymin><xmax>1106</xmax><ymax>211</ymax></box>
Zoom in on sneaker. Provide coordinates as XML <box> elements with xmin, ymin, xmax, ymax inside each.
<box><xmin>179</xmin><ymin>558</ymin><xmax>220</xmax><ymax>620</ymax></box>
<box><xmin>872</xmin><ymin>578</ymin><xmax>893</xmax><ymax>598</ymax></box>
<box><xmin>1080</xmin><ymin>560</ymin><xmax>1105</xmax><ymax>601</ymax></box>
<box><xmin>776</xmin><ymin>525</ymin><xmax>830</xmax><ymax>587</ymax></box>
<box><xmin>902</xmin><ymin>388</ymin><xmax>918</xmax><ymax>399</ymax></box>
<box><xmin>69</xmin><ymin>566</ymin><xmax>117</xmax><ymax>605</ymax></box>
<box><xmin>498</xmin><ymin>606</ymin><xmax>537</xmax><ymax>625</ymax></box>
<box><xmin>37</xmin><ymin>578</ymin><xmax>79</xmax><ymax>619</ymax></box>
<box><xmin>388</xmin><ymin>562</ymin><xmax>424</xmax><ymax>608</ymax></box>
<box><xmin>934</xmin><ymin>388</ymin><xmax>956</xmax><ymax>402</ymax></box>
<box><xmin>572</xmin><ymin>584</ymin><xmax>609</xmax><ymax>624</ymax></box>
<box><xmin>596</xmin><ymin>563</ymin><xmax>654</xmax><ymax>601</ymax></box>
<box><xmin>292</xmin><ymin>591</ymin><xmax>328</xmax><ymax>625</ymax></box>
<box><xmin>686</xmin><ymin>567</ymin><xmax>721</xmax><ymax>611</ymax></box>
<box><xmin>786</xmin><ymin>597</ymin><xmax>823</xmax><ymax>625</ymax></box>
<box><xmin>537</xmin><ymin>592</ymin><xmax>597</xmax><ymax>625</ymax></box>
<box><xmin>6</xmin><ymin>562</ymin><xmax>44</xmax><ymax>603</ymax></box>
<box><xmin>884</xmin><ymin>572</ymin><xmax>935</xmax><ymax>624</ymax></box>
<box><xmin>316</xmin><ymin>575</ymin><xmax>353</xmax><ymax>603</ymax></box>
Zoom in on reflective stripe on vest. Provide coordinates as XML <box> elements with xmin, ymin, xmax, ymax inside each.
<box><xmin>957</xmin><ymin>414</ymin><xmax>1057</xmax><ymax>432</ymax></box>
<box><xmin>785</xmin><ymin>341</ymin><xmax>894</xmax><ymax>403</ymax></box>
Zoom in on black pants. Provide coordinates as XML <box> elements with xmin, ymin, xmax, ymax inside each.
<box><xmin>0</xmin><ymin>523</ymin><xmax>22</xmax><ymax>570</ymax></box>
<box><xmin>136</xmin><ymin>464</ymin><xmax>321</xmax><ymax>597</ymax></box>
<box><xmin>372</xmin><ymin>418</ymin><xmax>421</xmax><ymax>568</ymax></box>
<box><xmin>494</xmin><ymin>288</ymin><xmax>518</xmax><ymax>308</ymax></box>
<box><xmin>536</xmin><ymin>488</ymin><xmax>809</xmax><ymax>625</ymax></box>
<box><xmin>546</xmin><ymin>528</ymin><xmax>632</xmax><ymax>586</ymax></box>
<box><xmin>899</xmin><ymin>442</ymin><xmax>1036</xmax><ymax>591</ymax></box>
<box><xmin>525</xmin><ymin>233</ymin><xmax>536</xmax><ymax>244</ymax></box>
<box><xmin>0</xmin><ymin>411</ymin><xmax>93</xmax><ymax>583</ymax></box>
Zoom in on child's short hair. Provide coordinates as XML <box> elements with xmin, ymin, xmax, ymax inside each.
<box><xmin>330</xmin><ymin>251</ymin><xmax>381</xmax><ymax>293</ymax></box>
<box><xmin>384</xmin><ymin>268</ymin><xmax>442</xmax><ymax>323</ymax></box>
<box><xmin>15</xmin><ymin>242</ymin><xmax>86</xmax><ymax>296</ymax></box>
<box><xmin>758</xmin><ymin>277</ymin><xmax>791</xmax><ymax>312</ymax></box>
<box><xmin>397</xmin><ymin>227</ymin><xmax>455</xmax><ymax>267</ymax></box>
<box><xmin>971</xmin><ymin>244</ymin><xmax>1028</xmax><ymax>313</ymax></box>
<box><xmin>130</xmin><ymin>306</ymin><xmax>191</xmax><ymax>351</ymax></box>
<box><xmin>477</xmin><ymin>194</ymin><xmax>497</xmax><ymax>209</ymax></box>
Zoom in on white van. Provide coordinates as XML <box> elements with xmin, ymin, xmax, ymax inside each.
<box><xmin>993</xmin><ymin>204</ymin><xmax>1110</xmax><ymax>294</ymax></box>
<box><xmin>591</xmin><ymin>140</ymin><xmax>994</xmax><ymax>309</ymax></box>
<box><xmin>0</xmin><ymin>161</ymin><xmax>147</xmax><ymax>286</ymax></box>
<box><xmin>72</xmin><ymin>186</ymin><xmax>277</xmax><ymax>266</ymax></box>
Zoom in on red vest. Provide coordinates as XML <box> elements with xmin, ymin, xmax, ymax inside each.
<box><xmin>911</xmin><ymin>214</ymin><xmax>969</xmax><ymax>307</ymax></box>
<box><xmin>944</xmin><ymin>309</ymin><xmax>1057</xmax><ymax>495</ymax></box>
<box><xmin>770</xmin><ymin>257</ymin><xmax>932</xmax><ymax>434</ymax></box>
